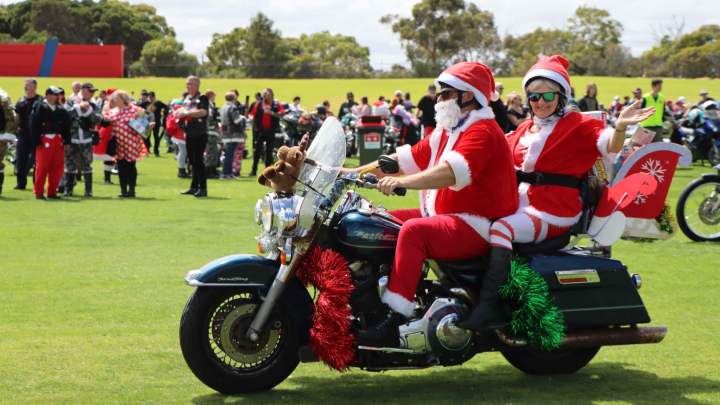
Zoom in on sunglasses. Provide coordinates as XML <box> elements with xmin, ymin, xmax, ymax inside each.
<box><xmin>527</xmin><ymin>92</ymin><xmax>559</xmax><ymax>102</ymax></box>
<box><xmin>437</xmin><ymin>89</ymin><xmax>459</xmax><ymax>101</ymax></box>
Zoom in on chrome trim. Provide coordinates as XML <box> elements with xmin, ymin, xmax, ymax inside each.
<box><xmin>358</xmin><ymin>345</ymin><xmax>415</xmax><ymax>354</ymax></box>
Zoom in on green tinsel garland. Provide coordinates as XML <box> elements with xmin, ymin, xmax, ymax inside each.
<box><xmin>498</xmin><ymin>257</ymin><xmax>565</xmax><ymax>351</ymax></box>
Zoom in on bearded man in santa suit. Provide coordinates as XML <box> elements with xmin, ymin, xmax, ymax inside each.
<box><xmin>458</xmin><ymin>55</ymin><xmax>656</xmax><ymax>331</ymax></box>
<box><xmin>347</xmin><ymin>62</ymin><xmax>518</xmax><ymax>346</ymax></box>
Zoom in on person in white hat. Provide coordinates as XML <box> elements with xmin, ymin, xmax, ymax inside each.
<box><xmin>348</xmin><ymin>62</ymin><xmax>519</xmax><ymax>346</ymax></box>
<box><xmin>460</xmin><ymin>55</ymin><xmax>656</xmax><ymax>331</ymax></box>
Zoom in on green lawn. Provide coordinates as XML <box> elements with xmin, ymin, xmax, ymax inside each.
<box><xmin>1</xmin><ymin>76</ymin><xmax>719</xmax><ymax>112</ymax></box>
<box><xmin>1</xmin><ymin>143</ymin><xmax>719</xmax><ymax>404</ymax></box>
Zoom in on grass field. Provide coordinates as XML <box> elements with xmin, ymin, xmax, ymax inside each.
<box><xmin>1</xmin><ymin>75</ymin><xmax>719</xmax><ymax>112</ymax></box>
<box><xmin>1</xmin><ymin>136</ymin><xmax>720</xmax><ymax>404</ymax></box>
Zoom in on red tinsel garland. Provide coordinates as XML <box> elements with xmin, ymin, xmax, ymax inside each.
<box><xmin>296</xmin><ymin>246</ymin><xmax>356</xmax><ymax>371</ymax></box>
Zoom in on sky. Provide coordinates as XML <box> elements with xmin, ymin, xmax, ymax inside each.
<box><xmin>1</xmin><ymin>0</ymin><xmax>716</xmax><ymax>69</ymax></box>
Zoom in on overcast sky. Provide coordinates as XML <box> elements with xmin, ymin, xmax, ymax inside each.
<box><xmin>2</xmin><ymin>0</ymin><xmax>716</xmax><ymax>69</ymax></box>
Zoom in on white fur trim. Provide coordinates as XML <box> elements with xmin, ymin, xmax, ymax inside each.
<box><xmin>519</xmin><ymin>119</ymin><xmax>559</xmax><ymax>173</ymax></box>
<box><xmin>0</xmin><ymin>133</ymin><xmax>16</xmax><ymax>142</ymax></box>
<box><xmin>437</xmin><ymin>72</ymin><xmax>489</xmax><ymax>107</ymax></box>
<box><xmin>397</xmin><ymin>144</ymin><xmax>421</xmax><ymax>175</ymax></box>
<box><xmin>443</xmin><ymin>150</ymin><xmax>472</xmax><ymax>191</ymax></box>
<box><xmin>517</xmin><ymin>182</ymin><xmax>582</xmax><ymax>227</ymax></box>
<box><xmin>596</xmin><ymin>127</ymin><xmax>614</xmax><ymax>158</ymax></box>
<box><xmin>454</xmin><ymin>214</ymin><xmax>491</xmax><ymax>241</ymax></box>
<box><xmin>522</xmin><ymin>205</ymin><xmax>582</xmax><ymax>227</ymax></box>
<box><xmin>522</xmin><ymin>68</ymin><xmax>571</xmax><ymax>97</ymax></box>
<box><xmin>381</xmin><ymin>289</ymin><xmax>415</xmax><ymax>317</ymax></box>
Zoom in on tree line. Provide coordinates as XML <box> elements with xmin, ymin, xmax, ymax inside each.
<box><xmin>0</xmin><ymin>0</ymin><xmax>717</xmax><ymax>78</ymax></box>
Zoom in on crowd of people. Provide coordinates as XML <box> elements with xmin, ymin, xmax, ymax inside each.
<box><xmin>0</xmin><ymin>73</ymin><xmax>716</xmax><ymax>201</ymax></box>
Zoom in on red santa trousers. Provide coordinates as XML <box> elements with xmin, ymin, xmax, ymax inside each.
<box><xmin>384</xmin><ymin>208</ymin><xmax>490</xmax><ymax>316</ymax></box>
<box><xmin>489</xmin><ymin>212</ymin><xmax>570</xmax><ymax>250</ymax></box>
<box><xmin>34</xmin><ymin>135</ymin><xmax>65</xmax><ymax>197</ymax></box>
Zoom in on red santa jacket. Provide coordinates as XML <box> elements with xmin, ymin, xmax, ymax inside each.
<box><xmin>396</xmin><ymin>107</ymin><xmax>518</xmax><ymax>240</ymax></box>
<box><xmin>506</xmin><ymin>111</ymin><xmax>613</xmax><ymax>226</ymax></box>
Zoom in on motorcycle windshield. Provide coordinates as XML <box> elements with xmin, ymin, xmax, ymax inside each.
<box><xmin>295</xmin><ymin>117</ymin><xmax>346</xmax><ymax>230</ymax></box>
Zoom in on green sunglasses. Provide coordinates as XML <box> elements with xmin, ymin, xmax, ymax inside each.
<box><xmin>527</xmin><ymin>91</ymin><xmax>559</xmax><ymax>102</ymax></box>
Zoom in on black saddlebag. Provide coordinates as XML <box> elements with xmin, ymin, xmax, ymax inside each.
<box><xmin>529</xmin><ymin>253</ymin><xmax>650</xmax><ymax>328</ymax></box>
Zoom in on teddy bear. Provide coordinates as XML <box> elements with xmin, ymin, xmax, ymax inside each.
<box><xmin>258</xmin><ymin>134</ymin><xmax>310</xmax><ymax>194</ymax></box>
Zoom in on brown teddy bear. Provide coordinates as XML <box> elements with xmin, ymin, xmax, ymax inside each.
<box><xmin>258</xmin><ymin>134</ymin><xmax>310</xmax><ymax>193</ymax></box>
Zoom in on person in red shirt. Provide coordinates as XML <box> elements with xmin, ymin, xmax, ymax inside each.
<box><xmin>348</xmin><ymin>62</ymin><xmax>518</xmax><ymax>346</ymax></box>
<box><xmin>249</xmin><ymin>88</ymin><xmax>284</xmax><ymax>176</ymax></box>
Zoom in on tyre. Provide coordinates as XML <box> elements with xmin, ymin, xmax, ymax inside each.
<box><xmin>501</xmin><ymin>347</ymin><xmax>600</xmax><ymax>375</ymax></box>
<box><xmin>676</xmin><ymin>175</ymin><xmax>720</xmax><ymax>242</ymax></box>
<box><xmin>708</xmin><ymin>144</ymin><xmax>720</xmax><ymax>166</ymax></box>
<box><xmin>179</xmin><ymin>287</ymin><xmax>300</xmax><ymax>394</ymax></box>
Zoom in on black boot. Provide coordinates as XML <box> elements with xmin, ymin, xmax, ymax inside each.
<box><xmin>58</xmin><ymin>174</ymin><xmax>66</xmax><ymax>194</ymax></box>
<box><xmin>178</xmin><ymin>168</ymin><xmax>189</xmax><ymax>178</ymax></box>
<box><xmin>456</xmin><ymin>247</ymin><xmax>511</xmax><ymax>332</ymax></box>
<box><xmin>356</xmin><ymin>305</ymin><xmax>406</xmax><ymax>347</ymax></box>
<box><xmin>104</xmin><ymin>170</ymin><xmax>113</xmax><ymax>184</ymax></box>
<box><xmin>64</xmin><ymin>174</ymin><xmax>75</xmax><ymax>197</ymax></box>
<box><xmin>0</xmin><ymin>172</ymin><xmax>4</xmax><ymax>195</ymax></box>
<box><xmin>194</xmin><ymin>188</ymin><xmax>208</xmax><ymax>198</ymax></box>
<box><xmin>84</xmin><ymin>173</ymin><xmax>93</xmax><ymax>197</ymax></box>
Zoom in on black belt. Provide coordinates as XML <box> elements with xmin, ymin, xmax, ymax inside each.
<box><xmin>516</xmin><ymin>170</ymin><xmax>582</xmax><ymax>189</ymax></box>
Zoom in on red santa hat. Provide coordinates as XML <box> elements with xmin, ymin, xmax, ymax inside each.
<box><xmin>522</xmin><ymin>54</ymin><xmax>572</xmax><ymax>98</ymax></box>
<box><xmin>436</xmin><ymin>62</ymin><xmax>495</xmax><ymax>107</ymax></box>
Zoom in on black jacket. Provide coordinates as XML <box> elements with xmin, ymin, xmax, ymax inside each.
<box><xmin>30</xmin><ymin>100</ymin><xmax>71</xmax><ymax>147</ymax></box>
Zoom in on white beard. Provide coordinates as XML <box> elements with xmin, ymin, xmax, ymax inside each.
<box><xmin>435</xmin><ymin>99</ymin><xmax>462</xmax><ymax>130</ymax></box>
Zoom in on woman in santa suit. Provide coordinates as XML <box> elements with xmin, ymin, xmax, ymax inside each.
<box><xmin>459</xmin><ymin>55</ymin><xmax>656</xmax><ymax>331</ymax></box>
<box><xmin>347</xmin><ymin>62</ymin><xmax>519</xmax><ymax>346</ymax></box>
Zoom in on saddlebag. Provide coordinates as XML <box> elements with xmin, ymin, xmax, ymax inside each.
<box><xmin>529</xmin><ymin>253</ymin><xmax>650</xmax><ymax>328</ymax></box>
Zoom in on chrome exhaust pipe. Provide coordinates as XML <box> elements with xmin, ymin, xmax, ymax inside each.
<box><xmin>496</xmin><ymin>326</ymin><xmax>667</xmax><ymax>348</ymax></box>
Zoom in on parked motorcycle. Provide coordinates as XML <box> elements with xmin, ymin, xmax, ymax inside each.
<box><xmin>341</xmin><ymin>113</ymin><xmax>359</xmax><ymax>157</ymax></box>
<box><xmin>671</xmin><ymin>102</ymin><xmax>720</xmax><ymax>166</ymax></box>
<box><xmin>383</xmin><ymin>125</ymin><xmax>400</xmax><ymax>155</ymax></box>
<box><xmin>676</xmin><ymin>164</ymin><xmax>720</xmax><ymax>241</ymax></box>
<box><xmin>180</xmin><ymin>117</ymin><xmax>668</xmax><ymax>395</ymax></box>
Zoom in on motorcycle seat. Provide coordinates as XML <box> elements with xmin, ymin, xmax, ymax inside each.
<box><xmin>435</xmin><ymin>232</ymin><xmax>572</xmax><ymax>285</ymax></box>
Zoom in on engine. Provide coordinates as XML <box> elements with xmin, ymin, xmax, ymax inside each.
<box><xmin>399</xmin><ymin>298</ymin><xmax>474</xmax><ymax>358</ymax></box>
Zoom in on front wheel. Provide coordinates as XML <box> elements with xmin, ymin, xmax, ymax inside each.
<box><xmin>501</xmin><ymin>347</ymin><xmax>600</xmax><ymax>375</ymax></box>
<box><xmin>676</xmin><ymin>175</ymin><xmax>720</xmax><ymax>242</ymax></box>
<box><xmin>179</xmin><ymin>288</ymin><xmax>300</xmax><ymax>394</ymax></box>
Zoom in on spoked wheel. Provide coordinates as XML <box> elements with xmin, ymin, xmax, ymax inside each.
<box><xmin>501</xmin><ymin>347</ymin><xmax>600</xmax><ymax>375</ymax></box>
<box><xmin>676</xmin><ymin>175</ymin><xmax>720</xmax><ymax>241</ymax></box>
<box><xmin>179</xmin><ymin>288</ymin><xmax>299</xmax><ymax>394</ymax></box>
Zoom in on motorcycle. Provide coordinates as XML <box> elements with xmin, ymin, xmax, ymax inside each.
<box><xmin>180</xmin><ymin>117</ymin><xmax>669</xmax><ymax>395</ymax></box>
<box><xmin>341</xmin><ymin>113</ymin><xmax>359</xmax><ymax>158</ymax></box>
<box><xmin>671</xmin><ymin>102</ymin><xmax>720</xmax><ymax>166</ymax></box>
<box><xmin>383</xmin><ymin>125</ymin><xmax>400</xmax><ymax>155</ymax></box>
<box><xmin>676</xmin><ymin>164</ymin><xmax>720</xmax><ymax>241</ymax></box>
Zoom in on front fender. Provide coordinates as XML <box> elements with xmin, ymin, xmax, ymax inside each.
<box><xmin>185</xmin><ymin>254</ymin><xmax>279</xmax><ymax>288</ymax></box>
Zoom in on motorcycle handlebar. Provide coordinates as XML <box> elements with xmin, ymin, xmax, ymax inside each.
<box><xmin>339</xmin><ymin>175</ymin><xmax>407</xmax><ymax>196</ymax></box>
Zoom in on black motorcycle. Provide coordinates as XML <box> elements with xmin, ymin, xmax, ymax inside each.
<box><xmin>179</xmin><ymin>118</ymin><xmax>666</xmax><ymax>394</ymax></box>
<box><xmin>676</xmin><ymin>164</ymin><xmax>720</xmax><ymax>241</ymax></box>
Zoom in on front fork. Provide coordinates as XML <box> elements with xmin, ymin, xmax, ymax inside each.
<box><xmin>246</xmin><ymin>239</ymin><xmax>309</xmax><ymax>342</ymax></box>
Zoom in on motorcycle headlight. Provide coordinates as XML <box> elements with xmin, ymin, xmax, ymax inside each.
<box><xmin>255</xmin><ymin>196</ymin><xmax>273</xmax><ymax>232</ymax></box>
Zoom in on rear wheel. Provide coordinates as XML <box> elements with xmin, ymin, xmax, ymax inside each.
<box><xmin>501</xmin><ymin>347</ymin><xmax>600</xmax><ymax>375</ymax></box>
<box><xmin>179</xmin><ymin>288</ymin><xmax>299</xmax><ymax>394</ymax></box>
